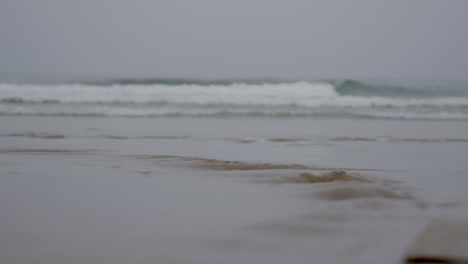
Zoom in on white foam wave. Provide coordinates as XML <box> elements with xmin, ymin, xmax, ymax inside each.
<box><xmin>0</xmin><ymin>82</ymin><xmax>338</xmax><ymax>105</ymax></box>
<box><xmin>1</xmin><ymin>82</ymin><xmax>468</xmax><ymax>120</ymax></box>
<box><xmin>318</xmin><ymin>96</ymin><xmax>468</xmax><ymax>108</ymax></box>
<box><xmin>2</xmin><ymin>82</ymin><xmax>468</xmax><ymax>107</ymax></box>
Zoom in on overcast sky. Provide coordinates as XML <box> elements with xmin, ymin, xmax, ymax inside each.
<box><xmin>1</xmin><ymin>0</ymin><xmax>467</xmax><ymax>80</ymax></box>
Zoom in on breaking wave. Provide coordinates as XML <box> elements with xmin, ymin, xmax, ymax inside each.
<box><xmin>1</xmin><ymin>79</ymin><xmax>467</xmax><ymax>120</ymax></box>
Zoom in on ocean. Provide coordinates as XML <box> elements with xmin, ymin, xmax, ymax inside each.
<box><xmin>1</xmin><ymin>78</ymin><xmax>468</xmax><ymax>264</ymax></box>
<box><xmin>1</xmin><ymin>79</ymin><xmax>468</xmax><ymax>120</ymax></box>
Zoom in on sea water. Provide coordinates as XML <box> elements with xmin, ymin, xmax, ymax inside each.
<box><xmin>1</xmin><ymin>78</ymin><xmax>468</xmax><ymax>120</ymax></box>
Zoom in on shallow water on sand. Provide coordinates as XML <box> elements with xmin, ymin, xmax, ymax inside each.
<box><xmin>1</xmin><ymin>116</ymin><xmax>467</xmax><ymax>264</ymax></box>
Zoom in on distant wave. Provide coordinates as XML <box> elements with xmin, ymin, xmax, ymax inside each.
<box><xmin>332</xmin><ymin>79</ymin><xmax>438</xmax><ymax>97</ymax></box>
<box><xmin>1</xmin><ymin>80</ymin><xmax>467</xmax><ymax>120</ymax></box>
<box><xmin>91</xmin><ymin>78</ymin><xmax>280</xmax><ymax>86</ymax></box>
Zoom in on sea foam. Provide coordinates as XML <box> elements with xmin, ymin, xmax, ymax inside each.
<box><xmin>1</xmin><ymin>81</ymin><xmax>467</xmax><ymax>120</ymax></box>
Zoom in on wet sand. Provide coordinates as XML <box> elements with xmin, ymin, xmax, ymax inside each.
<box><xmin>1</xmin><ymin>116</ymin><xmax>468</xmax><ymax>264</ymax></box>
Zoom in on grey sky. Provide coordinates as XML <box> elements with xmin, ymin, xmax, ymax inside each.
<box><xmin>1</xmin><ymin>0</ymin><xmax>467</xmax><ymax>80</ymax></box>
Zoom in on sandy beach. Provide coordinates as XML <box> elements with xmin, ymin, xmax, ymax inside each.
<box><xmin>1</xmin><ymin>116</ymin><xmax>467</xmax><ymax>264</ymax></box>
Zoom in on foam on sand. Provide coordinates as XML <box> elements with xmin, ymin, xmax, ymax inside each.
<box><xmin>139</xmin><ymin>155</ymin><xmax>386</xmax><ymax>172</ymax></box>
<box><xmin>274</xmin><ymin>170</ymin><xmax>367</xmax><ymax>184</ymax></box>
<box><xmin>316</xmin><ymin>183</ymin><xmax>413</xmax><ymax>201</ymax></box>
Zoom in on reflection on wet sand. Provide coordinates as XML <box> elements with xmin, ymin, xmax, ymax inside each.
<box><xmin>249</xmin><ymin>219</ymin><xmax>338</xmax><ymax>235</ymax></box>
<box><xmin>141</xmin><ymin>136</ymin><xmax>188</xmax><ymax>139</ymax></box>
<box><xmin>5</xmin><ymin>131</ymin><xmax>468</xmax><ymax>146</ymax></box>
<box><xmin>100</xmin><ymin>135</ymin><xmax>130</xmax><ymax>139</ymax></box>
